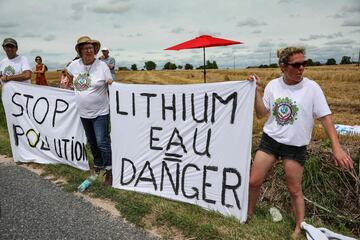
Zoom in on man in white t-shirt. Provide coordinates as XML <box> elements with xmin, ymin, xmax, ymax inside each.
<box><xmin>247</xmin><ymin>47</ymin><xmax>353</xmax><ymax>239</ymax></box>
<box><xmin>0</xmin><ymin>38</ymin><xmax>32</xmax><ymax>86</ymax></box>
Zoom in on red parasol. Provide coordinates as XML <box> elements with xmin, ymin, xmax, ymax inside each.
<box><xmin>165</xmin><ymin>35</ymin><xmax>242</xmax><ymax>82</ymax></box>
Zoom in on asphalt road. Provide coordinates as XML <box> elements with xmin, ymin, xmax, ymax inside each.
<box><xmin>0</xmin><ymin>160</ymin><xmax>158</xmax><ymax>240</ymax></box>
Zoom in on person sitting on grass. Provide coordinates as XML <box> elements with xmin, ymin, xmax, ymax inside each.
<box><xmin>248</xmin><ymin>46</ymin><xmax>353</xmax><ymax>239</ymax></box>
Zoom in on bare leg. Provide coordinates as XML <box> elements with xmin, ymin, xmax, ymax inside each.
<box><xmin>284</xmin><ymin>159</ymin><xmax>304</xmax><ymax>238</ymax></box>
<box><xmin>248</xmin><ymin>151</ymin><xmax>277</xmax><ymax>215</ymax></box>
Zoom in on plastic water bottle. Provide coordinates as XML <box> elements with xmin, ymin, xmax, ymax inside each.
<box><xmin>78</xmin><ymin>174</ymin><xmax>98</xmax><ymax>192</ymax></box>
<box><xmin>269</xmin><ymin>207</ymin><xmax>283</xmax><ymax>222</ymax></box>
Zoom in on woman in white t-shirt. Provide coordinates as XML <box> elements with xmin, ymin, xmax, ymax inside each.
<box><xmin>66</xmin><ymin>36</ymin><xmax>113</xmax><ymax>187</ymax></box>
<box><xmin>247</xmin><ymin>47</ymin><xmax>353</xmax><ymax>239</ymax></box>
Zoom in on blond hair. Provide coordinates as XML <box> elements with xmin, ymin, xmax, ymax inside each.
<box><xmin>277</xmin><ymin>47</ymin><xmax>305</xmax><ymax>65</ymax></box>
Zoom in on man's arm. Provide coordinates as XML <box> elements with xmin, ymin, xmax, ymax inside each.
<box><xmin>0</xmin><ymin>70</ymin><xmax>31</xmax><ymax>82</ymax></box>
<box><xmin>319</xmin><ymin>114</ymin><xmax>353</xmax><ymax>170</ymax></box>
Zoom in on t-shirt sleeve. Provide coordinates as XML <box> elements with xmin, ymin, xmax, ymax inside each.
<box><xmin>22</xmin><ymin>57</ymin><xmax>31</xmax><ymax>72</ymax></box>
<box><xmin>103</xmin><ymin>63</ymin><xmax>112</xmax><ymax>80</ymax></box>
<box><xmin>66</xmin><ymin>62</ymin><xmax>74</xmax><ymax>76</ymax></box>
<box><xmin>313</xmin><ymin>83</ymin><xmax>331</xmax><ymax>118</ymax></box>
<box><xmin>262</xmin><ymin>83</ymin><xmax>271</xmax><ymax>111</ymax></box>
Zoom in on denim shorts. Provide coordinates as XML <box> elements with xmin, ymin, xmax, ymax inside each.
<box><xmin>258</xmin><ymin>133</ymin><xmax>307</xmax><ymax>166</ymax></box>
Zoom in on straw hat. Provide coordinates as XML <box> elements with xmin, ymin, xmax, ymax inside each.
<box><xmin>75</xmin><ymin>36</ymin><xmax>101</xmax><ymax>55</ymax></box>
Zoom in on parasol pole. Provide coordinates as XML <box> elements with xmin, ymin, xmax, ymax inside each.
<box><xmin>203</xmin><ymin>47</ymin><xmax>206</xmax><ymax>83</ymax></box>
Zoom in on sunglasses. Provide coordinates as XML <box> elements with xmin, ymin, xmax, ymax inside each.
<box><xmin>287</xmin><ymin>61</ymin><xmax>307</xmax><ymax>68</ymax></box>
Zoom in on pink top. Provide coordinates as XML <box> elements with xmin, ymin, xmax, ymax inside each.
<box><xmin>60</xmin><ymin>74</ymin><xmax>72</xmax><ymax>89</ymax></box>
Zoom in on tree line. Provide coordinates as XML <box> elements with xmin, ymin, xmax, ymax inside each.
<box><xmin>118</xmin><ymin>56</ymin><xmax>356</xmax><ymax>71</ymax></box>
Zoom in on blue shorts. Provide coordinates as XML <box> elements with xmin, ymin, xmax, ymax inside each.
<box><xmin>258</xmin><ymin>133</ymin><xmax>307</xmax><ymax>166</ymax></box>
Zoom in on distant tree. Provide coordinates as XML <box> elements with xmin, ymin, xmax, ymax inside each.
<box><xmin>313</xmin><ymin>61</ymin><xmax>321</xmax><ymax>66</ymax></box>
<box><xmin>326</xmin><ymin>58</ymin><xmax>337</xmax><ymax>65</ymax></box>
<box><xmin>118</xmin><ymin>66</ymin><xmax>130</xmax><ymax>71</ymax></box>
<box><xmin>306</xmin><ymin>58</ymin><xmax>314</xmax><ymax>66</ymax></box>
<box><xmin>177</xmin><ymin>65</ymin><xmax>183</xmax><ymax>69</ymax></box>
<box><xmin>197</xmin><ymin>60</ymin><xmax>219</xmax><ymax>69</ymax></box>
<box><xmin>144</xmin><ymin>61</ymin><xmax>156</xmax><ymax>70</ymax></box>
<box><xmin>258</xmin><ymin>64</ymin><xmax>269</xmax><ymax>68</ymax></box>
<box><xmin>163</xmin><ymin>62</ymin><xmax>176</xmax><ymax>70</ymax></box>
<box><xmin>131</xmin><ymin>64</ymin><xmax>138</xmax><ymax>71</ymax></box>
<box><xmin>269</xmin><ymin>63</ymin><xmax>278</xmax><ymax>68</ymax></box>
<box><xmin>340</xmin><ymin>56</ymin><xmax>351</xmax><ymax>64</ymax></box>
<box><xmin>184</xmin><ymin>63</ymin><xmax>193</xmax><ymax>70</ymax></box>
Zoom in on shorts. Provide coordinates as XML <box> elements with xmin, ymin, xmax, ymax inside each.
<box><xmin>257</xmin><ymin>132</ymin><xmax>307</xmax><ymax>166</ymax></box>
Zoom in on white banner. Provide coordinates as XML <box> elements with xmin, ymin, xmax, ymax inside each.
<box><xmin>110</xmin><ymin>80</ymin><xmax>255</xmax><ymax>222</ymax></box>
<box><xmin>1</xmin><ymin>82</ymin><xmax>89</xmax><ymax>171</ymax></box>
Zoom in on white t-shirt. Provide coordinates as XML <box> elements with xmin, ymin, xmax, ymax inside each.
<box><xmin>0</xmin><ymin>55</ymin><xmax>32</xmax><ymax>83</ymax></box>
<box><xmin>263</xmin><ymin>77</ymin><xmax>331</xmax><ymax>146</ymax></box>
<box><xmin>67</xmin><ymin>59</ymin><xmax>112</xmax><ymax>118</ymax></box>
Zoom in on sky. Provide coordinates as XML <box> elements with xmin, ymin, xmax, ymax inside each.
<box><xmin>0</xmin><ymin>0</ymin><xmax>359</xmax><ymax>70</ymax></box>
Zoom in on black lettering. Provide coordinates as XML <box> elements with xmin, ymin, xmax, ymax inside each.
<box><xmin>202</xmin><ymin>165</ymin><xmax>218</xmax><ymax>204</ymax></box>
<box><xmin>160</xmin><ymin>161</ymin><xmax>180</xmax><ymax>195</ymax></box>
<box><xmin>181</xmin><ymin>163</ymin><xmax>200</xmax><ymax>199</ymax></box>
<box><xmin>75</xmin><ymin>141</ymin><xmax>83</xmax><ymax>161</ymax></box>
<box><xmin>191</xmin><ymin>93</ymin><xmax>208</xmax><ymax>123</ymax></box>
<box><xmin>23</xmin><ymin>94</ymin><xmax>34</xmax><ymax>117</ymax></box>
<box><xmin>53</xmin><ymin>99</ymin><xmax>69</xmax><ymax>127</ymax></box>
<box><xmin>140</xmin><ymin>93</ymin><xmax>157</xmax><ymax>118</ymax></box>
<box><xmin>182</xmin><ymin>93</ymin><xmax>186</xmax><ymax>121</ymax></box>
<box><xmin>150</xmin><ymin>126</ymin><xmax>163</xmax><ymax>151</ymax></box>
<box><xmin>121</xmin><ymin>158</ymin><xmax>136</xmax><ymax>185</ymax></box>
<box><xmin>54</xmin><ymin>139</ymin><xmax>63</xmax><ymax>158</ymax></box>
<box><xmin>11</xmin><ymin>92</ymin><xmax>23</xmax><ymax>117</ymax></box>
<box><xmin>166</xmin><ymin>128</ymin><xmax>187</xmax><ymax>153</ymax></box>
<box><xmin>211</xmin><ymin>92</ymin><xmax>237</xmax><ymax>124</ymax></box>
<box><xmin>132</xmin><ymin>92</ymin><xmax>136</xmax><ymax>116</ymax></box>
<box><xmin>162</xmin><ymin>93</ymin><xmax>176</xmax><ymax>121</ymax></box>
<box><xmin>62</xmin><ymin>139</ymin><xmax>70</xmax><ymax>160</ymax></box>
<box><xmin>33</xmin><ymin>97</ymin><xmax>49</xmax><ymax>125</ymax></box>
<box><xmin>116</xmin><ymin>91</ymin><xmax>128</xmax><ymax>115</ymax></box>
<box><xmin>40</xmin><ymin>136</ymin><xmax>50</xmax><ymax>151</ymax></box>
<box><xmin>13</xmin><ymin>124</ymin><xmax>24</xmax><ymax>146</ymax></box>
<box><xmin>222</xmin><ymin>168</ymin><xmax>241</xmax><ymax>209</ymax></box>
<box><xmin>193</xmin><ymin>128</ymin><xmax>211</xmax><ymax>158</ymax></box>
<box><xmin>135</xmin><ymin>161</ymin><xmax>157</xmax><ymax>190</ymax></box>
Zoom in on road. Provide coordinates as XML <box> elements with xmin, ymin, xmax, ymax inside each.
<box><xmin>0</xmin><ymin>156</ymin><xmax>158</xmax><ymax>240</ymax></box>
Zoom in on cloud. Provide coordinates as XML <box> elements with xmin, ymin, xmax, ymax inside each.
<box><xmin>325</xmin><ymin>39</ymin><xmax>356</xmax><ymax>45</ymax></box>
<box><xmin>351</xmin><ymin>29</ymin><xmax>360</xmax><ymax>33</ymax></box>
<box><xmin>252</xmin><ymin>30</ymin><xmax>262</xmax><ymax>34</ymax></box>
<box><xmin>44</xmin><ymin>34</ymin><xmax>56</xmax><ymax>41</ymax></box>
<box><xmin>237</xmin><ymin>18</ymin><xmax>267</xmax><ymax>27</ymax></box>
<box><xmin>114</xmin><ymin>24</ymin><xmax>122</xmax><ymax>29</ymax></box>
<box><xmin>197</xmin><ymin>30</ymin><xmax>221</xmax><ymax>36</ymax></box>
<box><xmin>341</xmin><ymin>5</ymin><xmax>360</xmax><ymax>14</ymax></box>
<box><xmin>171</xmin><ymin>27</ymin><xmax>185</xmax><ymax>34</ymax></box>
<box><xmin>278</xmin><ymin>0</ymin><xmax>296</xmax><ymax>3</ymax></box>
<box><xmin>258</xmin><ymin>41</ymin><xmax>275</xmax><ymax>48</ymax></box>
<box><xmin>329</xmin><ymin>5</ymin><xmax>360</xmax><ymax>19</ymax></box>
<box><xmin>299</xmin><ymin>32</ymin><xmax>343</xmax><ymax>41</ymax></box>
<box><xmin>126</xmin><ymin>33</ymin><xmax>143</xmax><ymax>38</ymax></box>
<box><xmin>0</xmin><ymin>23</ymin><xmax>19</xmax><ymax>28</ymax></box>
<box><xmin>21</xmin><ymin>33</ymin><xmax>38</xmax><ymax>38</ymax></box>
<box><xmin>30</xmin><ymin>49</ymin><xmax>44</xmax><ymax>55</ymax></box>
<box><xmin>71</xmin><ymin>2</ymin><xmax>85</xmax><ymax>20</ymax></box>
<box><xmin>92</xmin><ymin>2</ymin><xmax>131</xmax><ymax>14</ymax></box>
<box><xmin>342</xmin><ymin>20</ymin><xmax>360</xmax><ymax>27</ymax></box>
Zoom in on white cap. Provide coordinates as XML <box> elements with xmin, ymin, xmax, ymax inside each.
<box><xmin>101</xmin><ymin>47</ymin><xmax>109</xmax><ymax>51</ymax></box>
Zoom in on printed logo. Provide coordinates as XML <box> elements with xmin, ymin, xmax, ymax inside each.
<box><xmin>272</xmin><ymin>97</ymin><xmax>299</xmax><ymax>126</ymax></box>
<box><xmin>74</xmin><ymin>73</ymin><xmax>91</xmax><ymax>91</ymax></box>
<box><xmin>3</xmin><ymin>65</ymin><xmax>15</xmax><ymax>76</ymax></box>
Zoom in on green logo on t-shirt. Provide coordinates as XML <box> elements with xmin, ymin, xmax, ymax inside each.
<box><xmin>3</xmin><ymin>65</ymin><xmax>15</xmax><ymax>76</ymax></box>
<box><xmin>74</xmin><ymin>73</ymin><xmax>91</xmax><ymax>91</ymax></box>
<box><xmin>272</xmin><ymin>97</ymin><xmax>299</xmax><ymax>126</ymax></box>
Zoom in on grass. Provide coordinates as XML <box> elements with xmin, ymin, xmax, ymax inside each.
<box><xmin>0</xmin><ymin>65</ymin><xmax>359</xmax><ymax>239</ymax></box>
